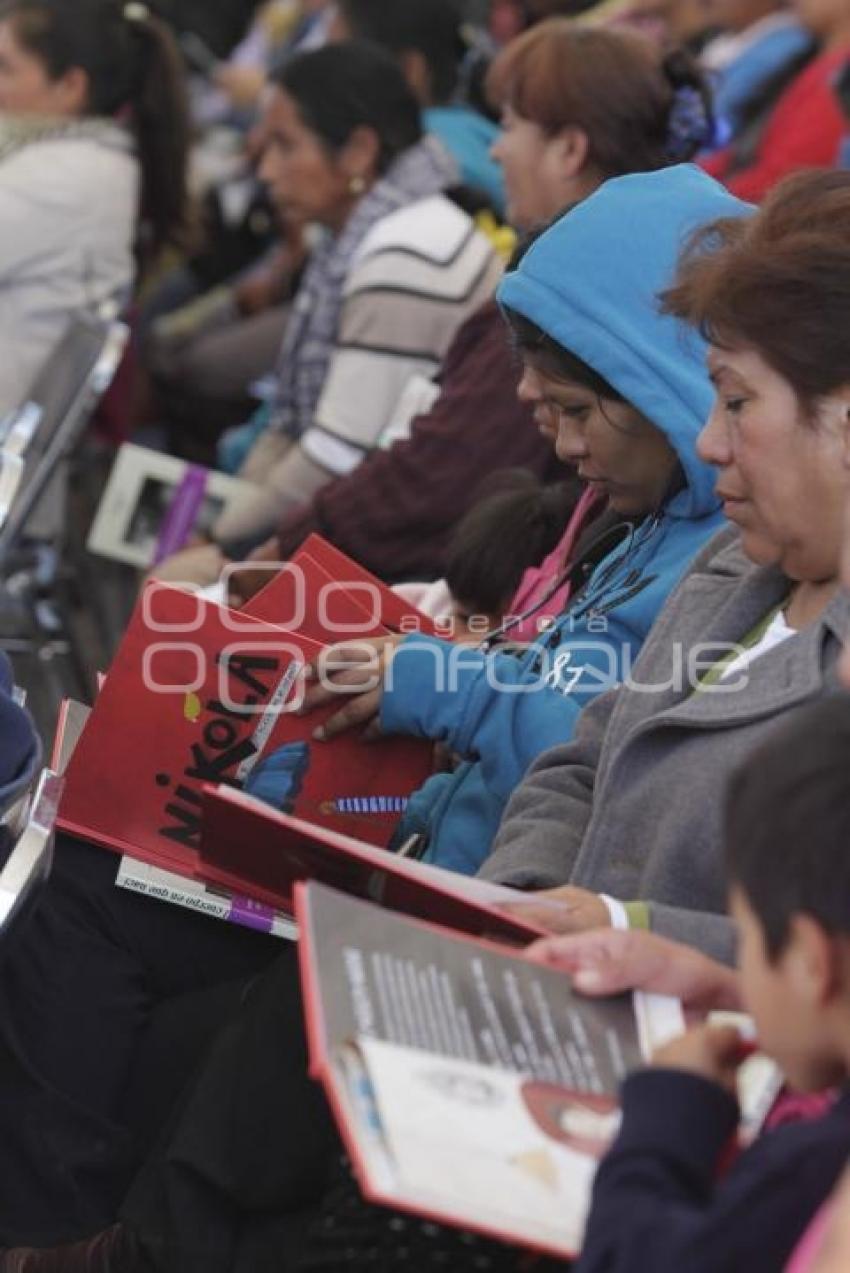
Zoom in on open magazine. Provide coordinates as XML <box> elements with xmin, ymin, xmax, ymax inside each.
<box><xmin>198</xmin><ymin>783</ymin><xmax>552</xmax><ymax>945</ymax></box>
<box><xmin>296</xmin><ymin>881</ymin><xmax>686</xmax><ymax>1259</ymax></box>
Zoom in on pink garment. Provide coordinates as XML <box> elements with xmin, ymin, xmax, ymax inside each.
<box><xmin>506</xmin><ymin>486</ymin><xmax>605</xmax><ymax>642</ymax></box>
<box><xmin>773</xmin><ymin>1090</ymin><xmax>840</xmax><ymax>1271</ymax></box>
<box><xmin>766</xmin><ymin>1089</ymin><xmax>838</xmax><ymax>1133</ymax></box>
<box><xmin>785</xmin><ymin>1201</ymin><xmax>835</xmax><ymax>1273</ymax></box>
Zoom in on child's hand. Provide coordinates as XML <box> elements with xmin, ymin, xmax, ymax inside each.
<box><xmin>524</xmin><ymin>928</ymin><xmax>742</xmax><ymax>1011</ymax></box>
<box><xmin>653</xmin><ymin>1023</ymin><xmax>748</xmax><ymax>1094</ymax></box>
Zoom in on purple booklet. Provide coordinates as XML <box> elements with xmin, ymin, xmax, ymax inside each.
<box><xmin>152</xmin><ymin>464</ymin><xmax>209</xmax><ymax>565</ymax></box>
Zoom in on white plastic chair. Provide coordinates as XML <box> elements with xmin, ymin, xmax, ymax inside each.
<box><xmin>0</xmin><ymin>769</ymin><xmax>62</xmax><ymax>946</ymax></box>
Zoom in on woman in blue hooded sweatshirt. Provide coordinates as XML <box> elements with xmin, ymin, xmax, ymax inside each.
<box><xmin>301</xmin><ymin>163</ymin><xmax>752</xmax><ymax>877</ymax></box>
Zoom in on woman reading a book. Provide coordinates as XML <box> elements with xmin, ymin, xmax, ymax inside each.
<box><xmin>297</xmin><ymin>161</ymin><xmax>747</xmax><ymax>881</ymax></box>
<box><xmin>473</xmin><ymin>167</ymin><xmax>850</xmax><ymax>960</ymax></box>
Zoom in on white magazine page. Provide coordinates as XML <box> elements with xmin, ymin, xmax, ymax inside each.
<box><xmin>351</xmin><ymin>1036</ymin><xmax>612</xmax><ymax>1256</ymax></box>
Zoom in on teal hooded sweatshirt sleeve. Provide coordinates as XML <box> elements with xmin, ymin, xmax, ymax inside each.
<box><xmin>380</xmin><ymin>167</ymin><xmax>752</xmax><ymax>874</ymax></box>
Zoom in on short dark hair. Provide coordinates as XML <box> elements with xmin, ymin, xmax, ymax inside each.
<box><xmin>662</xmin><ymin>169</ymin><xmax>850</xmax><ymax>414</ymax></box>
<box><xmin>336</xmin><ymin>0</ymin><xmax>465</xmax><ymax>103</ymax></box>
<box><xmin>502</xmin><ymin>305</ymin><xmax>624</xmax><ymax>402</ymax></box>
<box><xmin>445</xmin><ymin>471</ymin><xmax>582</xmax><ymax>615</ymax></box>
<box><xmin>275</xmin><ymin>41</ymin><xmax>423</xmax><ymax>175</ymax></box>
<box><xmin>725</xmin><ymin>695</ymin><xmax>850</xmax><ymax>959</ymax></box>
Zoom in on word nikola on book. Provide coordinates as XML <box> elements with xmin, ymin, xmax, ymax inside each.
<box><xmin>157</xmin><ymin>650</ymin><xmax>306</xmax><ymax>850</ymax></box>
<box><xmin>59</xmin><ymin>582</ymin><xmax>431</xmax><ymax>872</ymax></box>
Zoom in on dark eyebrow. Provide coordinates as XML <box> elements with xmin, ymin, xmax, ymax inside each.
<box><xmin>541</xmin><ymin>390</ymin><xmax>592</xmax><ymax>408</ymax></box>
<box><xmin>709</xmin><ymin>364</ymin><xmax>750</xmax><ymax>391</ymax></box>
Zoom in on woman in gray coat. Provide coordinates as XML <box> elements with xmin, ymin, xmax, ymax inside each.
<box><xmin>485</xmin><ymin>168</ymin><xmax>850</xmax><ymax>964</ymax></box>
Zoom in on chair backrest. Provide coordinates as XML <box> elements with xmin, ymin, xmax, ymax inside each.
<box><xmin>0</xmin><ymin>768</ymin><xmax>62</xmax><ymax>946</ymax></box>
<box><xmin>0</xmin><ymin>314</ymin><xmax>128</xmax><ymax>560</ymax></box>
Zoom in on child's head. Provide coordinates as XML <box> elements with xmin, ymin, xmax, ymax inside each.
<box><xmin>444</xmin><ymin>470</ymin><xmax>581</xmax><ymax>634</ymax></box>
<box><xmin>725</xmin><ymin>696</ymin><xmax>850</xmax><ymax>1091</ymax></box>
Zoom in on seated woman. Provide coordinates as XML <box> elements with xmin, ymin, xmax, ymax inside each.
<box><xmin>0</xmin><ymin>0</ymin><xmax>190</xmax><ymax>415</ymax></box>
<box><xmin>145</xmin><ymin>0</ymin><xmax>498</xmax><ymax>465</ymax></box>
<box><xmin>330</xmin><ymin>0</ymin><xmax>506</xmax><ymax>214</ymax></box>
<box><xmin>477</xmin><ymin>167</ymin><xmax>850</xmax><ymax>960</ymax></box>
<box><xmin>300</xmin><ymin>160</ymin><xmax>743</xmax><ymax>877</ymax></box>
<box><xmin>163</xmin><ymin>38</ymin><xmax>500</xmax><ymax>544</ymax></box>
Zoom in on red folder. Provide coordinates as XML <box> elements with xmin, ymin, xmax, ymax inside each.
<box><xmin>241</xmin><ymin>541</ymin><xmax>391</xmax><ymax>641</ymax></box>
<box><xmin>197</xmin><ymin>784</ymin><xmax>547</xmax><ymax>945</ymax></box>
<box><xmin>244</xmin><ymin>534</ymin><xmax>438</xmax><ymax>637</ymax></box>
<box><xmin>58</xmin><ymin>584</ymin><xmax>431</xmax><ymax>877</ymax></box>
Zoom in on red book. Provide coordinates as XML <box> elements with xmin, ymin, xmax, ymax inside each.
<box><xmin>244</xmin><ymin>534</ymin><xmax>438</xmax><ymax>637</ymax></box>
<box><xmin>197</xmin><ymin>784</ymin><xmax>549</xmax><ymax>946</ymax></box>
<box><xmin>58</xmin><ymin>584</ymin><xmax>431</xmax><ymax>877</ymax></box>
<box><xmin>242</xmin><ymin>540</ymin><xmax>391</xmax><ymax>642</ymax></box>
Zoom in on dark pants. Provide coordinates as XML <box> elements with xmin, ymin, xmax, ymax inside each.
<box><xmin>121</xmin><ymin>954</ymin><xmax>339</xmax><ymax>1273</ymax></box>
<box><xmin>0</xmin><ymin>835</ymin><xmax>561</xmax><ymax>1270</ymax></box>
<box><xmin>0</xmin><ymin>834</ymin><xmax>284</xmax><ymax>1244</ymax></box>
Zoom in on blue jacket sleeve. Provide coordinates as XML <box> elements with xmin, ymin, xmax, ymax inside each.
<box><xmin>380</xmin><ymin>626</ymin><xmax>642</xmax><ymax>802</ymax></box>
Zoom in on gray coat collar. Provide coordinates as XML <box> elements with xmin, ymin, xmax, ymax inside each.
<box><xmin>615</xmin><ymin>526</ymin><xmax>850</xmax><ymax>736</ymax></box>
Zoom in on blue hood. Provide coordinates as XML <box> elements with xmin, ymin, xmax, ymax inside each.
<box><xmin>497</xmin><ymin>165</ymin><xmax>753</xmax><ymax>521</ymax></box>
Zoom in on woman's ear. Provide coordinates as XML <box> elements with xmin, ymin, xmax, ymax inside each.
<box><xmin>53</xmin><ymin>65</ymin><xmax>89</xmax><ymax>117</ymax></box>
<box><xmin>552</xmin><ymin>125</ymin><xmax>591</xmax><ymax>182</ymax></box>
<box><xmin>339</xmin><ymin>124</ymin><xmax>382</xmax><ymax>191</ymax></box>
<box><xmin>828</xmin><ymin>384</ymin><xmax>850</xmax><ymax>468</ymax></box>
<box><xmin>398</xmin><ymin>49</ymin><xmax>430</xmax><ymax>106</ymax></box>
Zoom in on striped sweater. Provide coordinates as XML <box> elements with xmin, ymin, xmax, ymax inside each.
<box><xmin>215</xmin><ymin>196</ymin><xmax>501</xmax><ymax>544</ymax></box>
